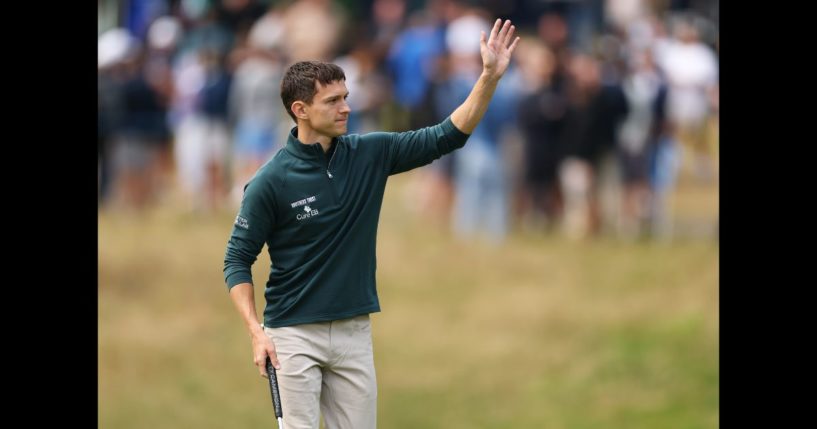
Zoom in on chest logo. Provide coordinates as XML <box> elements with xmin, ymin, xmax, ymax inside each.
<box><xmin>292</xmin><ymin>196</ymin><xmax>320</xmax><ymax>221</ymax></box>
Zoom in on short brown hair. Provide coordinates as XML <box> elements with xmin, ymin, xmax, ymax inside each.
<box><xmin>280</xmin><ymin>61</ymin><xmax>346</xmax><ymax>122</ymax></box>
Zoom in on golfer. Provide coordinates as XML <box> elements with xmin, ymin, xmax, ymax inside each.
<box><xmin>224</xmin><ymin>18</ymin><xmax>519</xmax><ymax>429</ymax></box>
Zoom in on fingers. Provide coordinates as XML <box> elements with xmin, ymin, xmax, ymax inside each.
<box><xmin>505</xmin><ymin>24</ymin><xmax>516</xmax><ymax>48</ymax></box>
<box><xmin>508</xmin><ymin>36</ymin><xmax>521</xmax><ymax>55</ymax></box>
<box><xmin>268</xmin><ymin>349</ymin><xmax>281</xmax><ymax>371</ymax></box>
<box><xmin>255</xmin><ymin>353</ymin><xmax>269</xmax><ymax>378</ymax></box>
<box><xmin>255</xmin><ymin>350</ymin><xmax>281</xmax><ymax>378</ymax></box>
<box><xmin>489</xmin><ymin>18</ymin><xmax>501</xmax><ymax>43</ymax></box>
<box><xmin>489</xmin><ymin>19</ymin><xmax>517</xmax><ymax>49</ymax></box>
<box><xmin>255</xmin><ymin>353</ymin><xmax>271</xmax><ymax>377</ymax></box>
<box><xmin>497</xmin><ymin>19</ymin><xmax>512</xmax><ymax>43</ymax></box>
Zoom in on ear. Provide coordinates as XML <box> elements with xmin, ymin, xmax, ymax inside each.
<box><xmin>291</xmin><ymin>101</ymin><xmax>309</xmax><ymax>120</ymax></box>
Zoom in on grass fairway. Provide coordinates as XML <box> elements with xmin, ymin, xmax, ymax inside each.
<box><xmin>99</xmin><ymin>170</ymin><xmax>718</xmax><ymax>429</ymax></box>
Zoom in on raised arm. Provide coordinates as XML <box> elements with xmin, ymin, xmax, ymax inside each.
<box><xmin>450</xmin><ymin>19</ymin><xmax>520</xmax><ymax>134</ymax></box>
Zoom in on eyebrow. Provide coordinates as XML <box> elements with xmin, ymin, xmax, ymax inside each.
<box><xmin>322</xmin><ymin>92</ymin><xmax>350</xmax><ymax>102</ymax></box>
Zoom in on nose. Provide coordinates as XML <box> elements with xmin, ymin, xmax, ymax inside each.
<box><xmin>339</xmin><ymin>100</ymin><xmax>351</xmax><ymax>114</ymax></box>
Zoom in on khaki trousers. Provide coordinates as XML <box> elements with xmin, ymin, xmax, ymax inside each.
<box><xmin>264</xmin><ymin>314</ymin><xmax>377</xmax><ymax>429</ymax></box>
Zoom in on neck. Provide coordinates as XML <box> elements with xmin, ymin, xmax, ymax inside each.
<box><xmin>297</xmin><ymin>124</ymin><xmax>333</xmax><ymax>153</ymax></box>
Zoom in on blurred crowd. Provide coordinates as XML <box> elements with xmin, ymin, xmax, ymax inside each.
<box><xmin>98</xmin><ymin>0</ymin><xmax>719</xmax><ymax>242</ymax></box>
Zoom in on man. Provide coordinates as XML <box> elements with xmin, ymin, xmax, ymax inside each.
<box><xmin>224</xmin><ymin>19</ymin><xmax>519</xmax><ymax>429</ymax></box>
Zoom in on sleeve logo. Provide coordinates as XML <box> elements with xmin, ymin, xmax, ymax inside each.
<box><xmin>235</xmin><ymin>215</ymin><xmax>249</xmax><ymax>229</ymax></box>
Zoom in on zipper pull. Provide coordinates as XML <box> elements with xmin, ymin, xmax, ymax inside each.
<box><xmin>327</xmin><ymin>170</ymin><xmax>333</xmax><ymax>179</ymax></box>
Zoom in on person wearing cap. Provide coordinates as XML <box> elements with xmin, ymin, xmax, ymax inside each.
<box><xmin>223</xmin><ymin>19</ymin><xmax>520</xmax><ymax>429</ymax></box>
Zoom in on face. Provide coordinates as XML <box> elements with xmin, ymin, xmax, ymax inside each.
<box><xmin>296</xmin><ymin>80</ymin><xmax>351</xmax><ymax>138</ymax></box>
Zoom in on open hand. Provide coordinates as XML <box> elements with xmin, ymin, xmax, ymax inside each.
<box><xmin>480</xmin><ymin>19</ymin><xmax>520</xmax><ymax>79</ymax></box>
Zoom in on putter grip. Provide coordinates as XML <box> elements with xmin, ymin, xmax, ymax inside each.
<box><xmin>265</xmin><ymin>357</ymin><xmax>283</xmax><ymax>418</ymax></box>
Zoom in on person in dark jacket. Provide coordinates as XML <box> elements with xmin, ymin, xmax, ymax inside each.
<box><xmin>223</xmin><ymin>19</ymin><xmax>520</xmax><ymax>429</ymax></box>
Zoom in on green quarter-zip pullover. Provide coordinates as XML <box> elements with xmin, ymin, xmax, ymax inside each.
<box><xmin>224</xmin><ymin>117</ymin><xmax>470</xmax><ymax>328</ymax></box>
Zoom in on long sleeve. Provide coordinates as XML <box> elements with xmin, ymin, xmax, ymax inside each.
<box><xmin>368</xmin><ymin>117</ymin><xmax>470</xmax><ymax>176</ymax></box>
<box><xmin>223</xmin><ymin>177</ymin><xmax>277</xmax><ymax>289</ymax></box>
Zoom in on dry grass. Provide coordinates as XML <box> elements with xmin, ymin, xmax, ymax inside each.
<box><xmin>99</xmin><ymin>169</ymin><xmax>718</xmax><ymax>429</ymax></box>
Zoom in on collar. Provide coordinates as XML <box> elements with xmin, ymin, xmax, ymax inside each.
<box><xmin>284</xmin><ymin>126</ymin><xmax>338</xmax><ymax>160</ymax></box>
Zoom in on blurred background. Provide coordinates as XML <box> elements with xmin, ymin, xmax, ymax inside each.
<box><xmin>98</xmin><ymin>0</ymin><xmax>718</xmax><ymax>427</ymax></box>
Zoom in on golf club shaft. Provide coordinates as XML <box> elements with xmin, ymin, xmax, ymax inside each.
<box><xmin>265</xmin><ymin>357</ymin><xmax>284</xmax><ymax>426</ymax></box>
